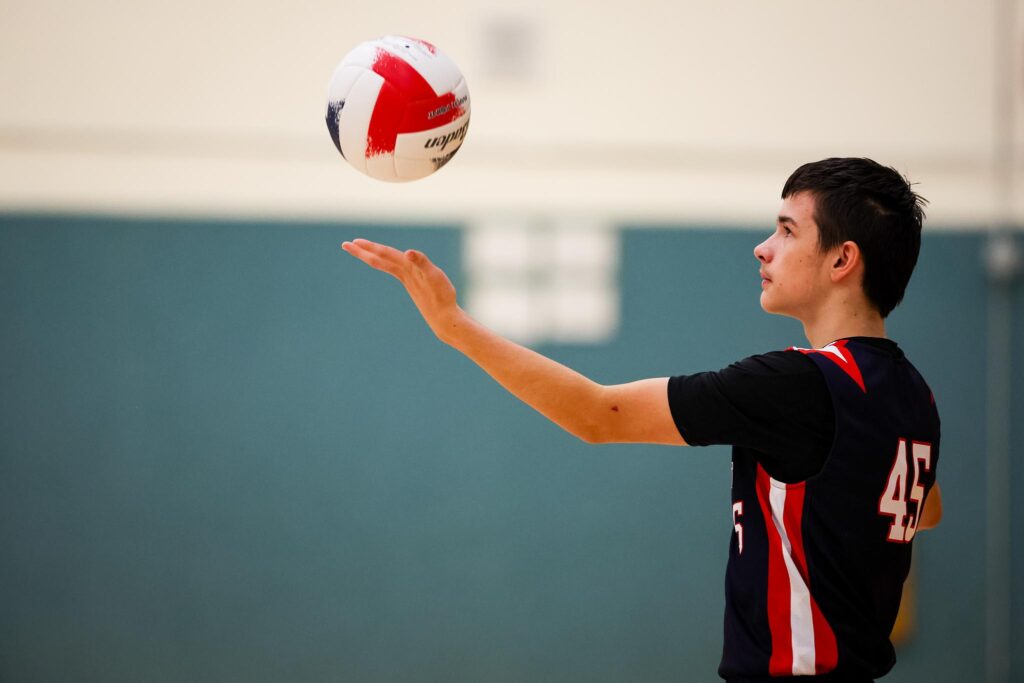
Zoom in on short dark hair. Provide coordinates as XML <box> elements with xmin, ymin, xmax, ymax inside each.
<box><xmin>782</xmin><ymin>157</ymin><xmax>927</xmax><ymax>318</ymax></box>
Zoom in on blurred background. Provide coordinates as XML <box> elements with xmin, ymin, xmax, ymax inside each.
<box><xmin>1</xmin><ymin>0</ymin><xmax>1022</xmax><ymax>681</ymax></box>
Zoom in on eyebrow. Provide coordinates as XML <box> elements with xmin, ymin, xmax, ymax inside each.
<box><xmin>777</xmin><ymin>215</ymin><xmax>799</xmax><ymax>227</ymax></box>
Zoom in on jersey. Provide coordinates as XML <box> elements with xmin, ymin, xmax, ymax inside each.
<box><xmin>720</xmin><ymin>339</ymin><xmax>940</xmax><ymax>682</ymax></box>
<box><xmin>667</xmin><ymin>349</ymin><xmax>835</xmax><ymax>483</ymax></box>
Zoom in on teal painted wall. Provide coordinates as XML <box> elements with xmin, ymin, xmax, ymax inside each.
<box><xmin>0</xmin><ymin>215</ymin><xmax>1016</xmax><ymax>681</ymax></box>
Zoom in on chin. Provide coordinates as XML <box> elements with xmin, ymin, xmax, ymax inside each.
<box><xmin>759</xmin><ymin>293</ymin><xmax>792</xmax><ymax>318</ymax></box>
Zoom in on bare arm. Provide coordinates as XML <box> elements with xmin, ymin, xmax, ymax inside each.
<box><xmin>341</xmin><ymin>239</ymin><xmax>685</xmax><ymax>446</ymax></box>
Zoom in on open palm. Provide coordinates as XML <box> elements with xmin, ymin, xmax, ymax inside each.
<box><xmin>341</xmin><ymin>238</ymin><xmax>461</xmax><ymax>342</ymax></box>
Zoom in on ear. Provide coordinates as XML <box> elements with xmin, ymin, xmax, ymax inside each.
<box><xmin>829</xmin><ymin>240</ymin><xmax>862</xmax><ymax>283</ymax></box>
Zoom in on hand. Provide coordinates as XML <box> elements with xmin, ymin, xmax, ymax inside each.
<box><xmin>341</xmin><ymin>238</ymin><xmax>463</xmax><ymax>343</ymax></box>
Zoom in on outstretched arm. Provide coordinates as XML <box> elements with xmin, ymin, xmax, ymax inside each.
<box><xmin>341</xmin><ymin>238</ymin><xmax>685</xmax><ymax>446</ymax></box>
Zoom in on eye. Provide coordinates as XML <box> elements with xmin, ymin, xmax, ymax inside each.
<box><xmin>782</xmin><ymin>226</ymin><xmax>793</xmax><ymax>236</ymax></box>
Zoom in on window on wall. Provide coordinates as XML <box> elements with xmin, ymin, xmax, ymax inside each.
<box><xmin>463</xmin><ymin>217</ymin><xmax>619</xmax><ymax>345</ymax></box>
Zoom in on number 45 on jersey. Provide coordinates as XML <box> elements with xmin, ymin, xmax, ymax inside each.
<box><xmin>879</xmin><ymin>438</ymin><xmax>933</xmax><ymax>543</ymax></box>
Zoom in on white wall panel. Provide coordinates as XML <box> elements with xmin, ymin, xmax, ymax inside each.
<box><xmin>0</xmin><ymin>0</ymin><xmax>1021</xmax><ymax>226</ymax></box>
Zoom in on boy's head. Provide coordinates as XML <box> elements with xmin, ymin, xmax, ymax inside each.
<box><xmin>780</xmin><ymin>157</ymin><xmax>928</xmax><ymax>318</ymax></box>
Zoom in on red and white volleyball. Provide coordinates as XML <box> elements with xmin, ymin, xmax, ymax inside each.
<box><xmin>325</xmin><ymin>36</ymin><xmax>470</xmax><ymax>182</ymax></box>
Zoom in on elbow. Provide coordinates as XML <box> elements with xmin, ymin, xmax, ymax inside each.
<box><xmin>576</xmin><ymin>425</ymin><xmax>606</xmax><ymax>445</ymax></box>
<box><xmin>574</xmin><ymin>389</ymin><xmax>621</xmax><ymax>444</ymax></box>
<box><xmin>574</xmin><ymin>418</ymin><xmax>611</xmax><ymax>445</ymax></box>
<box><xmin>920</xmin><ymin>507</ymin><xmax>943</xmax><ymax>531</ymax></box>
<box><xmin>918</xmin><ymin>489</ymin><xmax>943</xmax><ymax>531</ymax></box>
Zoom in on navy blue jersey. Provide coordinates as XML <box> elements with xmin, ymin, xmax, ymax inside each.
<box><xmin>720</xmin><ymin>339</ymin><xmax>940</xmax><ymax>681</ymax></box>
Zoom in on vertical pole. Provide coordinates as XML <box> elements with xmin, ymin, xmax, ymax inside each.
<box><xmin>984</xmin><ymin>238</ymin><xmax>1016</xmax><ymax>683</ymax></box>
<box><xmin>984</xmin><ymin>0</ymin><xmax>1019</xmax><ymax>682</ymax></box>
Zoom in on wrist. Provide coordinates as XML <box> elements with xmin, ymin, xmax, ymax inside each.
<box><xmin>436</xmin><ymin>306</ymin><xmax>471</xmax><ymax>346</ymax></box>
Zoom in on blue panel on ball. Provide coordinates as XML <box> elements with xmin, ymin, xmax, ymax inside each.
<box><xmin>325</xmin><ymin>99</ymin><xmax>346</xmax><ymax>159</ymax></box>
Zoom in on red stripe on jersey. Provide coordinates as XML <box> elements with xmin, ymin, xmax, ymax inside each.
<box><xmin>781</xmin><ymin>484</ymin><xmax>839</xmax><ymax>674</ymax></box>
<box><xmin>755</xmin><ymin>465</ymin><xmax>793</xmax><ymax>675</ymax></box>
<box><xmin>811</xmin><ymin>596</ymin><xmax>839</xmax><ymax>673</ymax></box>
<box><xmin>366</xmin><ymin>48</ymin><xmax>466</xmax><ymax>156</ymax></box>
<box><xmin>793</xmin><ymin>339</ymin><xmax>866</xmax><ymax>393</ymax></box>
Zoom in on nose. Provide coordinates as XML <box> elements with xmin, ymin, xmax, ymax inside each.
<box><xmin>754</xmin><ymin>236</ymin><xmax>771</xmax><ymax>263</ymax></box>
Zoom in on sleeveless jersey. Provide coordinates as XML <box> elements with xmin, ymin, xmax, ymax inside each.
<box><xmin>720</xmin><ymin>339</ymin><xmax>940</xmax><ymax>682</ymax></box>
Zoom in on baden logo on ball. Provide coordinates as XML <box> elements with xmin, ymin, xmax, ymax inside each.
<box><xmin>325</xmin><ymin>36</ymin><xmax>471</xmax><ymax>182</ymax></box>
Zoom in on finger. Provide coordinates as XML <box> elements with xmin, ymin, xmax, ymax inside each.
<box><xmin>341</xmin><ymin>241</ymin><xmax>402</xmax><ymax>277</ymax></box>
<box><xmin>353</xmin><ymin>238</ymin><xmax>406</xmax><ymax>262</ymax></box>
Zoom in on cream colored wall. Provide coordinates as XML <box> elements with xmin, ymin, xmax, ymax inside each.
<box><xmin>0</xmin><ymin>0</ymin><xmax>1021</xmax><ymax>227</ymax></box>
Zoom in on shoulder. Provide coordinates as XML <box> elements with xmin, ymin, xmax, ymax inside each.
<box><xmin>669</xmin><ymin>348</ymin><xmax>827</xmax><ymax>408</ymax></box>
<box><xmin>726</xmin><ymin>349</ymin><xmax>822</xmax><ymax>377</ymax></box>
<box><xmin>666</xmin><ymin>347</ymin><xmax>834</xmax><ymax>455</ymax></box>
<box><xmin>711</xmin><ymin>350</ymin><xmax>829</xmax><ymax>406</ymax></box>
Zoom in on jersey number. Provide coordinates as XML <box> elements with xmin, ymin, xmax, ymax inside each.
<box><xmin>732</xmin><ymin>502</ymin><xmax>744</xmax><ymax>554</ymax></box>
<box><xmin>879</xmin><ymin>438</ymin><xmax>932</xmax><ymax>543</ymax></box>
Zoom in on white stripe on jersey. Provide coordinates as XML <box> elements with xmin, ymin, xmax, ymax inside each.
<box><xmin>768</xmin><ymin>481</ymin><xmax>817</xmax><ymax>675</ymax></box>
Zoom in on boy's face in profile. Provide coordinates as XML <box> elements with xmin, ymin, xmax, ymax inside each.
<box><xmin>754</xmin><ymin>191</ymin><xmax>835</xmax><ymax>321</ymax></box>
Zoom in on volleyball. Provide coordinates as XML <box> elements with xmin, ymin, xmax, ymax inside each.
<box><xmin>325</xmin><ymin>36</ymin><xmax>471</xmax><ymax>182</ymax></box>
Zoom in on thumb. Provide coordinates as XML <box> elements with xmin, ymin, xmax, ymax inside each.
<box><xmin>405</xmin><ymin>250</ymin><xmax>425</xmax><ymax>265</ymax></box>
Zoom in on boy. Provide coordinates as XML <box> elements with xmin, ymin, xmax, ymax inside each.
<box><xmin>342</xmin><ymin>157</ymin><xmax>942</xmax><ymax>681</ymax></box>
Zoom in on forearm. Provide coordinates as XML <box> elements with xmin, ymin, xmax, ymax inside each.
<box><xmin>443</xmin><ymin>308</ymin><xmax>608</xmax><ymax>442</ymax></box>
<box><xmin>341</xmin><ymin>239</ymin><xmax>682</xmax><ymax>446</ymax></box>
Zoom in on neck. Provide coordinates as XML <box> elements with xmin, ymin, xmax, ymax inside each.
<box><xmin>801</xmin><ymin>297</ymin><xmax>886</xmax><ymax>349</ymax></box>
